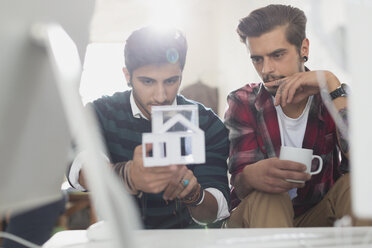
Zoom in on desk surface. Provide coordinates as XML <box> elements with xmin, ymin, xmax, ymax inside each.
<box><xmin>44</xmin><ymin>227</ymin><xmax>372</xmax><ymax>248</ymax></box>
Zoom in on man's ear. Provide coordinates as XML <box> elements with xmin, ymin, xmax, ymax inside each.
<box><xmin>301</xmin><ymin>38</ymin><xmax>309</xmax><ymax>58</ymax></box>
<box><xmin>122</xmin><ymin>67</ymin><xmax>132</xmax><ymax>87</ymax></box>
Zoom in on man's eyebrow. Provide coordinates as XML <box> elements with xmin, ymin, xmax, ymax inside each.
<box><xmin>250</xmin><ymin>49</ymin><xmax>288</xmax><ymax>59</ymax></box>
<box><xmin>250</xmin><ymin>55</ymin><xmax>262</xmax><ymax>59</ymax></box>
<box><xmin>267</xmin><ymin>48</ymin><xmax>287</xmax><ymax>56</ymax></box>
<box><xmin>164</xmin><ymin>75</ymin><xmax>181</xmax><ymax>81</ymax></box>
<box><xmin>137</xmin><ymin>76</ymin><xmax>155</xmax><ymax>81</ymax></box>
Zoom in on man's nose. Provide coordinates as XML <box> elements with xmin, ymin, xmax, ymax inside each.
<box><xmin>261</xmin><ymin>58</ymin><xmax>274</xmax><ymax>74</ymax></box>
<box><xmin>153</xmin><ymin>84</ymin><xmax>167</xmax><ymax>103</ymax></box>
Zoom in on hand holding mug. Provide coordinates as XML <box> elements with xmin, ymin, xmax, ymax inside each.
<box><xmin>279</xmin><ymin>146</ymin><xmax>323</xmax><ymax>183</ymax></box>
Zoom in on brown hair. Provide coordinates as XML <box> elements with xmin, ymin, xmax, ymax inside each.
<box><xmin>124</xmin><ymin>26</ymin><xmax>187</xmax><ymax>77</ymax></box>
<box><xmin>237</xmin><ymin>4</ymin><xmax>307</xmax><ymax>53</ymax></box>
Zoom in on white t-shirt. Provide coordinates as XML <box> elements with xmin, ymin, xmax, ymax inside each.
<box><xmin>275</xmin><ymin>96</ymin><xmax>313</xmax><ymax>199</ymax></box>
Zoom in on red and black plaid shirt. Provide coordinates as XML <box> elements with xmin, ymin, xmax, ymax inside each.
<box><xmin>224</xmin><ymin>83</ymin><xmax>348</xmax><ymax>217</ymax></box>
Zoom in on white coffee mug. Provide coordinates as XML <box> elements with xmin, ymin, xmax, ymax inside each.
<box><xmin>279</xmin><ymin>146</ymin><xmax>323</xmax><ymax>183</ymax></box>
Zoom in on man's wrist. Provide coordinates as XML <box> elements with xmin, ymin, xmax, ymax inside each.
<box><xmin>325</xmin><ymin>71</ymin><xmax>342</xmax><ymax>92</ymax></box>
<box><xmin>234</xmin><ymin>167</ymin><xmax>254</xmax><ymax>199</ymax></box>
<box><xmin>329</xmin><ymin>83</ymin><xmax>348</xmax><ymax>100</ymax></box>
<box><xmin>181</xmin><ymin>183</ymin><xmax>204</xmax><ymax>206</ymax></box>
<box><xmin>123</xmin><ymin>160</ymin><xmax>141</xmax><ymax>196</ymax></box>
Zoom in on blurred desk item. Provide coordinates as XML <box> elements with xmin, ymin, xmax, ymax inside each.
<box><xmin>60</xmin><ymin>191</ymin><xmax>97</xmax><ymax>230</ymax></box>
<box><xmin>181</xmin><ymin>81</ymin><xmax>219</xmax><ymax>114</ymax></box>
<box><xmin>43</xmin><ymin>226</ymin><xmax>372</xmax><ymax>248</ymax></box>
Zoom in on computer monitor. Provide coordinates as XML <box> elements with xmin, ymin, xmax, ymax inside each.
<box><xmin>347</xmin><ymin>0</ymin><xmax>372</xmax><ymax>219</ymax></box>
<box><xmin>0</xmin><ymin>1</ymin><xmax>141</xmax><ymax>247</ymax></box>
<box><xmin>0</xmin><ymin>0</ymin><xmax>94</xmax><ymax>216</ymax></box>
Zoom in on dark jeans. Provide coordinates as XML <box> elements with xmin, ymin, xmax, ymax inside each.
<box><xmin>2</xmin><ymin>197</ymin><xmax>65</xmax><ymax>248</ymax></box>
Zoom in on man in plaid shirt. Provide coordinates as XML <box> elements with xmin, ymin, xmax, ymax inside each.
<box><xmin>224</xmin><ymin>4</ymin><xmax>361</xmax><ymax>227</ymax></box>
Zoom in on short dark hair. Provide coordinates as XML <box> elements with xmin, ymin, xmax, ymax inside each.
<box><xmin>237</xmin><ymin>4</ymin><xmax>307</xmax><ymax>53</ymax></box>
<box><xmin>124</xmin><ymin>26</ymin><xmax>188</xmax><ymax>76</ymax></box>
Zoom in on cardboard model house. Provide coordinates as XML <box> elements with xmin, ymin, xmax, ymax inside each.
<box><xmin>142</xmin><ymin>105</ymin><xmax>205</xmax><ymax>167</ymax></box>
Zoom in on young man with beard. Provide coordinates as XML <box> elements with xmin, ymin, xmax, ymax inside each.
<box><xmin>224</xmin><ymin>4</ymin><xmax>359</xmax><ymax>228</ymax></box>
<box><xmin>68</xmin><ymin>26</ymin><xmax>230</xmax><ymax>229</ymax></box>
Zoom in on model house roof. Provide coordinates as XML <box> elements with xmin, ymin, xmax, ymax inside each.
<box><xmin>157</xmin><ymin>114</ymin><xmax>202</xmax><ymax>134</ymax></box>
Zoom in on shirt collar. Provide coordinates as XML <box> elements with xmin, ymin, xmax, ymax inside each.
<box><xmin>129</xmin><ymin>90</ymin><xmax>177</xmax><ymax>120</ymax></box>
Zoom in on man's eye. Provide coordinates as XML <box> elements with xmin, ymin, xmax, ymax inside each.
<box><xmin>142</xmin><ymin>79</ymin><xmax>154</xmax><ymax>84</ymax></box>
<box><xmin>251</xmin><ymin>57</ymin><xmax>262</xmax><ymax>64</ymax></box>
<box><xmin>273</xmin><ymin>53</ymin><xmax>284</xmax><ymax>59</ymax></box>
<box><xmin>165</xmin><ymin>78</ymin><xmax>178</xmax><ymax>84</ymax></box>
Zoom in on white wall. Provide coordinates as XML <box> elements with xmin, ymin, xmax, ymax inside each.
<box><xmin>82</xmin><ymin>0</ymin><xmax>349</xmax><ymax>116</ymax></box>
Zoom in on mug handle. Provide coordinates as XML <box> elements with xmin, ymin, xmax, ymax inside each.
<box><xmin>310</xmin><ymin>155</ymin><xmax>323</xmax><ymax>175</ymax></box>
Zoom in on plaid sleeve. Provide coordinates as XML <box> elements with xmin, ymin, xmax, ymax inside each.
<box><xmin>224</xmin><ymin>89</ymin><xmax>265</xmax><ymax>184</ymax></box>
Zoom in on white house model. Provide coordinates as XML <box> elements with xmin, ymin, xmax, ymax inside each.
<box><xmin>142</xmin><ymin>105</ymin><xmax>205</xmax><ymax>167</ymax></box>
